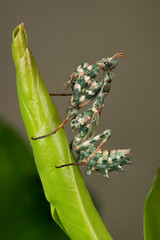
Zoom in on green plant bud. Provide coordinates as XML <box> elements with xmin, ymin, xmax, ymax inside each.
<box><xmin>12</xmin><ymin>23</ymin><xmax>113</xmax><ymax>240</ymax></box>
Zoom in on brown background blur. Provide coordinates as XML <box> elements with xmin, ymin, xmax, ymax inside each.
<box><xmin>1</xmin><ymin>0</ymin><xmax>160</xmax><ymax>239</ymax></box>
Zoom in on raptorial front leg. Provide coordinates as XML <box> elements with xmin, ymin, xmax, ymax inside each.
<box><xmin>74</xmin><ymin>129</ymin><xmax>112</xmax><ymax>152</ymax></box>
<box><xmin>65</xmin><ymin>61</ymin><xmax>91</xmax><ymax>90</ymax></box>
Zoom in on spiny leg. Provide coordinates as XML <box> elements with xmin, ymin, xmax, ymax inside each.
<box><xmin>31</xmin><ymin>116</ymin><xmax>70</xmax><ymax>140</ymax></box>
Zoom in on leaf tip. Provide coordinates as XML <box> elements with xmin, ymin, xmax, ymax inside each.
<box><xmin>12</xmin><ymin>22</ymin><xmax>27</xmax><ymax>45</ymax></box>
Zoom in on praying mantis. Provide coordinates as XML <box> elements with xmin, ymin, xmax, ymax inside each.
<box><xmin>31</xmin><ymin>53</ymin><xmax>131</xmax><ymax>177</ymax></box>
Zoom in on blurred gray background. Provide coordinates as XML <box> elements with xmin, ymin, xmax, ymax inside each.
<box><xmin>1</xmin><ymin>0</ymin><xmax>160</xmax><ymax>239</ymax></box>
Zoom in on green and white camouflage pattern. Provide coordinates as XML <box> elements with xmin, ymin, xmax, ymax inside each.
<box><xmin>65</xmin><ymin>57</ymin><xmax>117</xmax><ymax>109</ymax></box>
<box><xmin>63</xmin><ymin>55</ymin><xmax>132</xmax><ymax>177</ymax></box>
<box><xmin>79</xmin><ymin>148</ymin><xmax>131</xmax><ymax>178</ymax></box>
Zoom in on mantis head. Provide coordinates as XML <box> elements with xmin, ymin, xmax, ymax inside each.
<box><xmin>97</xmin><ymin>53</ymin><xmax>127</xmax><ymax>71</ymax></box>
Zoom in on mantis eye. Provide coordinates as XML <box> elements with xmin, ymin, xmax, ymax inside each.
<box><xmin>104</xmin><ymin>61</ymin><xmax>112</xmax><ymax>67</ymax></box>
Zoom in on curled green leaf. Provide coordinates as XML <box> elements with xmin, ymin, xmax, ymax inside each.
<box><xmin>12</xmin><ymin>23</ymin><xmax>113</xmax><ymax>240</ymax></box>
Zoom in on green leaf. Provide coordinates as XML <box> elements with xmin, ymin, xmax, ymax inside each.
<box><xmin>11</xmin><ymin>23</ymin><xmax>113</xmax><ymax>240</ymax></box>
<box><xmin>144</xmin><ymin>168</ymin><xmax>160</xmax><ymax>240</ymax></box>
<box><xmin>0</xmin><ymin>118</ymin><xmax>69</xmax><ymax>240</ymax></box>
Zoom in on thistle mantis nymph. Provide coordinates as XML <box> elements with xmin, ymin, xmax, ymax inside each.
<box><xmin>31</xmin><ymin>53</ymin><xmax>131</xmax><ymax>177</ymax></box>
<box><xmin>56</xmin><ymin>74</ymin><xmax>131</xmax><ymax>177</ymax></box>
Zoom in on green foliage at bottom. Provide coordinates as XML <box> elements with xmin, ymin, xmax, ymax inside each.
<box><xmin>0</xmin><ymin>119</ymin><xmax>69</xmax><ymax>240</ymax></box>
<box><xmin>144</xmin><ymin>168</ymin><xmax>160</xmax><ymax>240</ymax></box>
